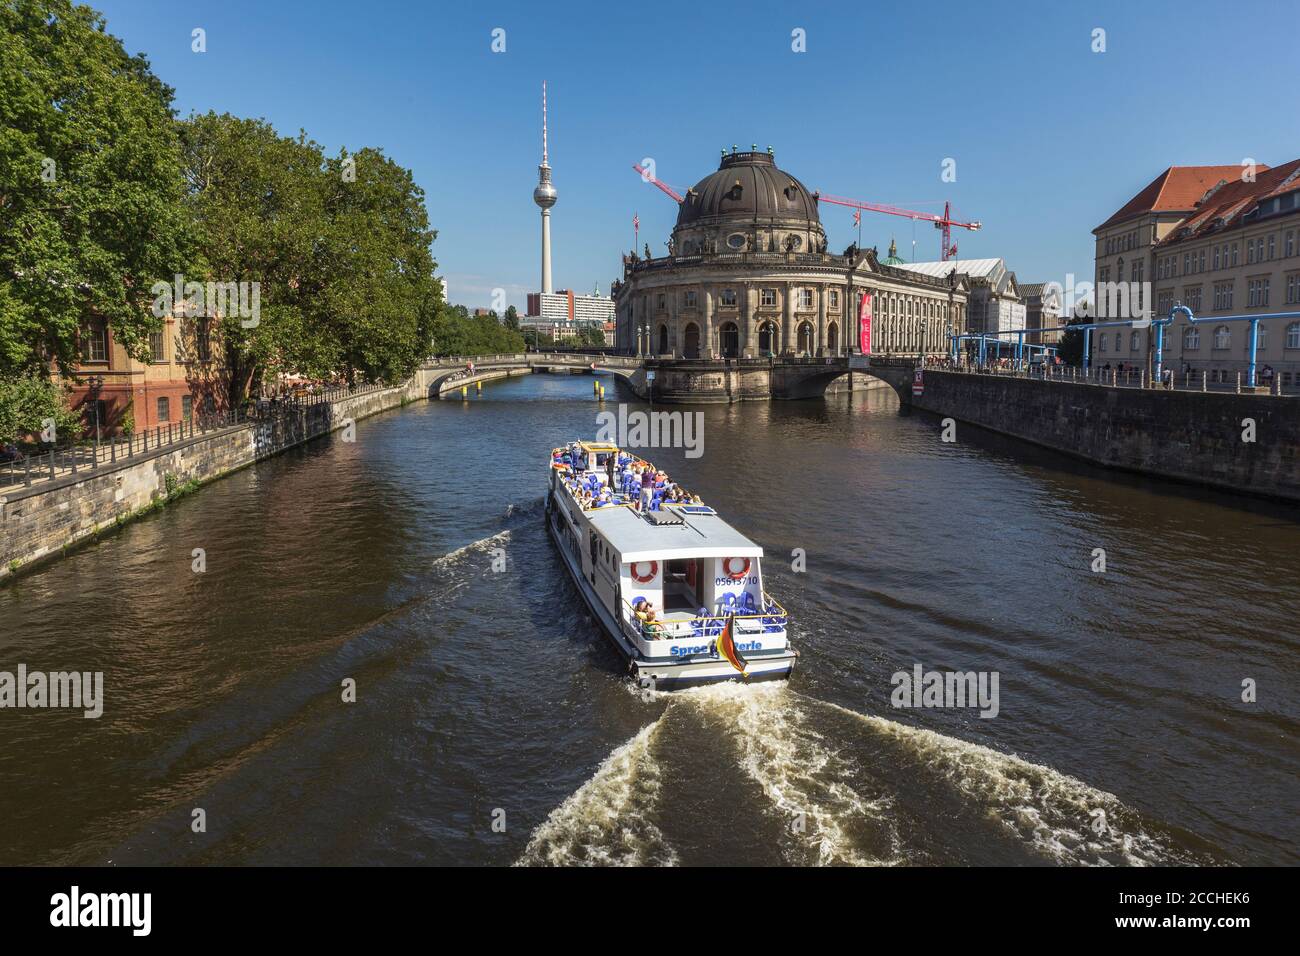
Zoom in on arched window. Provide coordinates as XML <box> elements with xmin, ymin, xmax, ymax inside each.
<box><xmin>758</xmin><ymin>321</ymin><xmax>777</xmax><ymax>355</ymax></box>
<box><xmin>719</xmin><ymin>321</ymin><xmax>740</xmax><ymax>358</ymax></box>
<box><xmin>657</xmin><ymin>324</ymin><xmax>669</xmax><ymax>355</ymax></box>
<box><xmin>1287</xmin><ymin>322</ymin><xmax>1300</xmax><ymax>349</ymax></box>
<box><xmin>827</xmin><ymin>321</ymin><xmax>839</xmax><ymax>354</ymax></box>
<box><xmin>1213</xmin><ymin>325</ymin><xmax>1230</xmax><ymax>350</ymax></box>
<box><xmin>683</xmin><ymin>322</ymin><xmax>700</xmax><ymax>359</ymax></box>
<box><xmin>1184</xmin><ymin>326</ymin><xmax>1200</xmax><ymax>350</ymax></box>
<box><xmin>797</xmin><ymin>321</ymin><xmax>814</xmax><ymax>355</ymax></box>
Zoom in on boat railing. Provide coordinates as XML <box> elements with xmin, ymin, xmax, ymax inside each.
<box><xmin>620</xmin><ymin>593</ymin><xmax>788</xmax><ymax>642</ymax></box>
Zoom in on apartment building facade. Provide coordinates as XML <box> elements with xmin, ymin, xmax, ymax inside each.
<box><xmin>64</xmin><ymin>310</ymin><xmax>227</xmax><ymax>437</ymax></box>
<box><xmin>1093</xmin><ymin>160</ymin><xmax>1300</xmax><ymax>385</ymax></box>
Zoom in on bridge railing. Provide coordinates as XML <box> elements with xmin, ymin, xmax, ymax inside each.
<box><xmin>935</xmin><ymin>361</ymin><xmax>1295</xmax><ymax>396</ymax></box>
<box><xmin>423</xmin><ymin>352</ymin><xmax>643</xmax><ymax>368</ymax></box>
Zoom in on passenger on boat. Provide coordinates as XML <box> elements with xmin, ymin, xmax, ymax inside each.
<box><xmin>637</xmin><ymin>604</ymin><xmax>662</xmax><ymax>639</ymax></box>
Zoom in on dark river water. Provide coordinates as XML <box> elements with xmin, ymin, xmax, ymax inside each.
<box><xmin>1</xmin><ymin>372</ymin><xmax>1296</xmax><ymax>866</ymax></box>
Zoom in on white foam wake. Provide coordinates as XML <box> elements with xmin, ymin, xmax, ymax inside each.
<box><xmin>516</xmin><ymin>718</ymin><xmax>677</xmax><ymax>867</ymax></box>
<box><xmin>821</xmin><ymin>699</ymin><xmax>1203</xmax><ymax>866</ymax></box>
<box><xmin>679</xmin><ymin>683</ymin><xmax>903</xmax><ymax>866</ymax></box>
<box><xmin>431</xmin><ymin>529</ymin><xmax>512</xmax><ymax>568</ymax></box>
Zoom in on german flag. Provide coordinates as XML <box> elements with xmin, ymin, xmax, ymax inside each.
<box><xmin>716</xmin><ymin>613</ymin><xmax>749</xmax><ymax>677</ymax></box>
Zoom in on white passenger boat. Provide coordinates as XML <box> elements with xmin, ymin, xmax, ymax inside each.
<box><xmin>545</xmin><ymin>441</ymin><xmax>797</xmax><ymax>690</ymax></box>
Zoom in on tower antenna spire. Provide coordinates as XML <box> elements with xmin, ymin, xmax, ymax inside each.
<box><xmin>533</xmin><ymin>81</ymin><xmax>557</xmax><ymax>294</ymax></box>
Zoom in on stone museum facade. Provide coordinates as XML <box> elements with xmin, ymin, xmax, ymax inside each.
<box><xmin>612</xmin><ymin>148</ymin><xmax>968</xmax><ymax>360</ymax></box>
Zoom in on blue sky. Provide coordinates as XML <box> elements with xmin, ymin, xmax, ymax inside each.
<box><xmin>96</xmin><ymin>0</ymin><xmax>1300</xmax><ymax>310</ymax></box>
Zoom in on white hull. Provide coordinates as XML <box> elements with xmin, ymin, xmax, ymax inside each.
<box><xmin>545</xmin><ymin>465</ymin><xmax>797</xmax><ymax>690</ymax></box>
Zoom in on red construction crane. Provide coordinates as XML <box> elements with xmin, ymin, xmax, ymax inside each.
<box><xmin>814</xmin><ymin>193</ymin><xmax>980</xmax><ymax>261</ymax></box>
<box><xmin>631</xmin><ymin>163</ymin><xmax>684</xmax><ymax>203</ymax></box>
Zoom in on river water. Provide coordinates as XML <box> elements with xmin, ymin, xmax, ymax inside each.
<box><xmin>1</xmin><ymin>372</ymin><xmax>1296</xmax><ymax>866</ymax></box>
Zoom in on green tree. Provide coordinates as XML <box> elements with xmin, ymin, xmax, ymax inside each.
<box><xmin>1056</xmin><ymin>313</ymin><xmax>1089</xmax><ymax>367</ymax></box>
<box><xmin>503</xmin><ymin>305</ymin><xmax>520</xmax><ymax>332</ymax></box>
<box><xmin>178</xmin><ymin>113</ymin><xmax>331</xmax><ymax>407</ymax></box>
<box><xmin>0</xmin><ymin>371</ymin><xmax>82</xmax><ymax>444</ymax></box>
<box><xmin>315</xmin><ymin>147</ymin><xmax>441</xmax><ymax>385</ymax></box>
<box><xmin>0</xmin><ymin>0</ymin><xmax>192</xmax><ymax>377</ymax></box>
<box><xmin>179</xmin><ymin>118</ymin><xmax>443</xmax><ymax>404</ymax></box>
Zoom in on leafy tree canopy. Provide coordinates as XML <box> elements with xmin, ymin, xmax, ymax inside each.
<box><xmin>0</xmin><ymin>0</ymin><xmax>192</xmax><ymax>376</ymax></box>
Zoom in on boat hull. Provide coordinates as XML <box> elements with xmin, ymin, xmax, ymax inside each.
<box><xmin>545</xmin><ymin>492</ymin><xmax>797</xmax><ymax>690</ymax></box>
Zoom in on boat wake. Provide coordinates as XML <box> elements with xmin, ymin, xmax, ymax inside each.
<box><xmin>520</xmin><ymin>679</ymin><xmax>1218</xmax><ymax>866</ymax></box>
<box><xmin>515</xmin><ymin>718</ymin><xmax>677</xmax><ymax>867</ymax></box>
<box><xmin>819</xmin><ymin>698</ymin><xmax>1216</xmax><ymax>866</ymax></box>
<box><xmin>678</xmin><ymin>683</ymin><xmax>903</xmax><ymax>866</ymax></box>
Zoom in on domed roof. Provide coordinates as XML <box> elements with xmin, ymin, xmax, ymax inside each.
<box><xmin>675</xmin><ymin>150</ymin><xmax>821</xmax><ymax>229</ymax></box>
<box><xmin>881</xmin><ymin>238</ymin><xmax>907</xmax><ymax>265</ymax></box>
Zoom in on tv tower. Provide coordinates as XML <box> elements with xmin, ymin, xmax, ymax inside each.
<box><xmin>533</xmin><ymin>81</ymin><xmax>557</xmax><ymax>294</ymax></box>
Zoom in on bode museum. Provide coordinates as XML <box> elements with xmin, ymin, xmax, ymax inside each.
<box><xmin>612</xmin><ymin>147</ymin><xmax>969</xmax><ymax>361</ymax></box>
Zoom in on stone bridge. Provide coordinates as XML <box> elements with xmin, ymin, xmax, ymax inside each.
<box><xmin>417</xmin><ymin>352</ymin><xmax>644</xmax><ymax>399</ymax></box>
<box><xmin>416</xmin><ymin>352</ymin><xmax>921</xmax><ymax>404</ymax></box>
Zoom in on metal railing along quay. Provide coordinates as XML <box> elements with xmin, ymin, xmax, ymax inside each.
<box><xmin>945</xmin><ymin>362</ymin><xmax>1294</xmax><ymax>396</ymax></box>
<box><xmin>2</xmin><ymin>381</ymin><xmax>398</xmax><ymax>491</ymax></box>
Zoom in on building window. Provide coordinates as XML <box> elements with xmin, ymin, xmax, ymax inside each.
<box><xmin>150</xmin><ymin>328</ymin><xmax>166</xmax><ymax>363</ymax></box>
<box><xmin>1287</xmin><ymin>273</ymin><xmax>1300</xmax><ymax>305</ymax></box>
<box><xmin>182</xmin><ymin>395</ymin><xmax>193</xmax><ymax>421</ymax></box>
<box><xmin>1287</xmin><ymin>323</ymin><xmax>1300</xmax><ymax>349</ymax></box>
<box><xmin>1213</xmin><ymin>326</ymin><xmax>1230</xmax><ymax>350</ymax></box>
<box><xmin>1286</xmin><ymin>230</ymin><xmax>1295</xmax><ymax>257</ymax></box>
<box><xmin>80</xmin><ymin>321</ymin><xmax>108</xmax><ymax>363</ymax></box>
<box><xmin>720</xmin><ymin>289</ymin><xmax>736</xmax><ymax>307</ymax></box>
<box><xmin>157</xmin><ymin>396</ymin><xmax>170</xmax><ymax>422</ymax></box>
<box><xmin>1231</xmin><ymin>243</ymin><xmax>1239</xmax><ymax>266</ymax></box>
<box><xmin>760</xmin><ymin>288</ymin><xmax>776</xmax><ymax>307</ymax></box>
<box><xmin>726</xmin><ymin>233</ymin><xmax>746</xmax><ymax>250</ymax></box>
<box><xmin>684</xmin><ymin>290</ymin><xmax>697</xmax><ymax>307</ymax></box>
<box><xmin>829</xmin><ymin>289</ymin><xmax>839</xmax><ymax>308</ymax></box>
<box><xmin>1248</xmin><ymin>278</ymin><xmax>1271</xmax><ymax>308</ymax></box>
<box><xmin>1098</xmin><ymin>334</ymin><xmax>1107</xmax><ymax>353</ymax></box>
<box><xmin>1184</xmin><ymin>327</ymin><xmax>1200</xmax><ymax>350</ymax></box>
<box><xmin>1256</xmin><ymin>326</ymin><xmax>1268</xmax><ymax>352</ymax></box>
<box><xmin>1268</xmin><ymin>235</ymin><xmax>1276</xmax><ymax>260</ymax></box>
<box><xmin>1185</xmin><ymin>286</ymin><xmax>1202</xmax><ymax>311</ymax></box>
<box><xmin>656</xmin><ymin>294</ymin><xmax>666</xmax><ymax>310</ymax></box>
<box><xmin>797</xmin><ymin>288</ymin><xmax>813</xmax><ymax>309</ymax></box>
<box><xmin>1130</xmin><ymin>331</ymin><xmax>1140</xmax><ymax>350</ymax></box>
<box><xmin>196</xmin><ymin>319</ymin><xmax>211</xmax><ymax>362</ymax></box>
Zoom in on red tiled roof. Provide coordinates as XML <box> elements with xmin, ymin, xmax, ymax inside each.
<box><xmin>1095</xmin><ymin>165</ymin><xmax>1260</xmax><ymax>231</ymax></box>
<box><xmin>1155</xmin><ymin>158</ymin><xmax>1300</xmax><ymax>248</ymax></box>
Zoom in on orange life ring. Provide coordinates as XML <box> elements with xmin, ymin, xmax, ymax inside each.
<box><xmin>722</xmin><ymin>557</ymin><xmax>751</xmax><ymax>580</ymax></box>
<box><xmin>631</xmin><ymin>561</ymin><xmax>658</xmax><ymax>584</ymax></box>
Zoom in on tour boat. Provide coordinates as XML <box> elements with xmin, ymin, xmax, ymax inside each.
<box><xmin>545</xmin><ymin>441</ymin><xmax>797</xmax><ymax>690</ymax></box>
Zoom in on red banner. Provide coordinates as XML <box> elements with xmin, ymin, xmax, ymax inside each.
<box><xmin>859</xmin><ymin>292</ymin><xmax>873</xmax><ymax>354</ymax></box>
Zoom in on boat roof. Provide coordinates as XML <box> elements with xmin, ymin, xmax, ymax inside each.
<box><xmin>585</xmin><ymin>502</ymin><xmax>763</xmax><ymax>562</ymax></box>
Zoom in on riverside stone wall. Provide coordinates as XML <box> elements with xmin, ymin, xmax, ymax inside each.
<box><xmin>1</xmin><ymin>384</ymin><xmax>410</xmax><ymax>580</ymax></box>
<box><xmin>912</xmin><ymin>371</ymin><xmax>1300</xmax><ymax>501</ymax></box>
